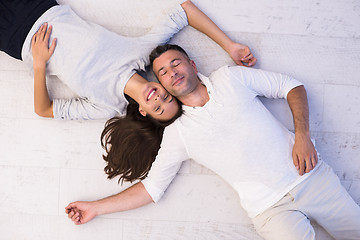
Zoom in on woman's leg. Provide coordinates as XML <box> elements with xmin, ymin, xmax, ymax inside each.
<box><xmin>0</xmin><ymin>0</ymin><xmax>57</xmax><ymax>60</ymax></box>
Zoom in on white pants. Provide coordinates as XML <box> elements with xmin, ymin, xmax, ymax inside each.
<box><xmin>252</xmin><ymin>162</ymin><xmax>360</xmax><ymax>240</ymax></box>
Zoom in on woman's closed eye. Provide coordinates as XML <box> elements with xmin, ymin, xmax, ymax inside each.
<box><xmin>164</xmin><ymin>94</ymin><xmax>174</xmax><ymax>103</ymax></box>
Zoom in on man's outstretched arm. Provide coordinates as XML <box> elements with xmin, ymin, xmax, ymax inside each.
<box><xmin>65</xmin><ymin>182</ymin><xmax>152</xmax><ymax>225</ymax></box>
<box><xmin>287</xmin><ymin>85</ymin><xmax>318</xmax><ymax>175</ymax></box>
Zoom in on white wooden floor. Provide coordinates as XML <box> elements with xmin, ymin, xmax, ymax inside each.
<box><xmin>1</xmin><ymin>0</ymin><xmax>359</xmax><ymax>239</ymax></box>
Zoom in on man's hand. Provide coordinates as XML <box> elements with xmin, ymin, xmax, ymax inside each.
<box><xmin>65</xmin><ymin>201</ymin><xmax>98</xmax><ymax>225</ymax></box>
<box><xmin>292</xmin><ymin>133</ymin><xmax>318</xmax><ymax>175</ymax></box>
<box><xmin>31</xmin><ymin>23</ymin><xmax>56</xmax><ymax>69</ymax></box>
<box><xmin>64</xmin><ymin>183</ymin><xmax>153</xmax><ymax>226</ymax></box>
<box><xmin>228</xmin><ymin>42</ymin><xmax>257</xmax><ymax>67</ymax></box>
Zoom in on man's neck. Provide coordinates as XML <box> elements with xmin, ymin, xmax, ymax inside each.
<box><xmin>178</xmin><ymin>82</ymin><xmax>209</xmax><ymax>107</ymax></box>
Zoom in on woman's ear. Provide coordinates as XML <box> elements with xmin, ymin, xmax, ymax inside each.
<box><xmin>138</xmin><ymin>106</ymin><xmax>147</xmax><ymax>117</ymax></box>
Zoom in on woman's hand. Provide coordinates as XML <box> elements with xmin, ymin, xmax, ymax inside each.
<box><xmin>31</xmin><ymin>23</ymin><xmax>56</xmax><ymax>70</ymax></box>
<box><xmin>228</xmin><ymin>42</ymin><xmax>257</xmax><ymax>67</ymax></box>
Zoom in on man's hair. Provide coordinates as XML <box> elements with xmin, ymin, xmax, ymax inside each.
<box><xmin>149</xmin><ymin>44</ymin><xmax>190</xmax><ymax>69</ymax></box>
<box><xmin>101</xmin><ymin>96</ymin><xmax>182</xmax><ymax>184</ymax></box>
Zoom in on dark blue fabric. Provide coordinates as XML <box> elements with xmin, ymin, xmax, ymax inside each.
<box><xmin>0</xmin><ymin>0</ymin><xmax>58</xmax><ymax>60</ymax></box>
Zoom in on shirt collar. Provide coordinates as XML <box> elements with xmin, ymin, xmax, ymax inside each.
<box><xmin>182</xmin><ymin>72</ymin><xmax>213</xmax><ymax>111</ymax></box>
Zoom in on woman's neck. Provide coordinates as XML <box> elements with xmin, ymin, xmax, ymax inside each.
<box><xmin>123</xmin><ymin>73</ymin><xmax>148</xmax><ymax>102</ymax></box>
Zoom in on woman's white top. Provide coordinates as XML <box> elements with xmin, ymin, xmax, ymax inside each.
<box><xmin>22</xmin><ymin>4</ymin><xmax>188</xmax><ymax>120</ymax></box>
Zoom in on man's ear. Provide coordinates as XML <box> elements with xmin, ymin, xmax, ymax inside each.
<box><xmin>138</xmin><ymin>106</ymin><xmax>147</xmax><ymax>117</ymax></box>
<box><xmin>190</xmin><ymin>60</ymin><xmax>198</xmax><ymax>73</ymax></box>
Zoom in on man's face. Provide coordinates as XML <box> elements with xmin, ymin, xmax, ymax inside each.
<box><xmin>137</xmin><ymin>81</ymin><xmax>179</xmax><ymax>121</ymax></box>
<box><xmin>152</xmin><ymin>50</ymin><xmax>198</xmax><ymax>98</ymax></box>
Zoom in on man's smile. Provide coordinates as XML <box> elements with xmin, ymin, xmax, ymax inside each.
<box><xmin>172</xmin><ymin>76</ymin><xmax>184</xmax><ymax>86</ymax></box>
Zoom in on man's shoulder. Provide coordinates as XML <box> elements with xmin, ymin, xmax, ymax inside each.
<box><xmin>161</xmin><ymin>119</ymin><xmax>187</xmax><ymax>150</ymax></box>
<box><xmin>209</xmin><ymin>65</ymin><xmax>231</xmax><ymax>77</ymax></box>
<box><xmin>209</xmin><ymin>65</ymin><xmax>249</xmax><ymax>80</ymax></box>
<box><xmin>207</xmin><ymin>65</ymin><xmax>248</xmax><ymax>87</ymax></box>
<box><xmin>163</xmin><ymin>119</ymin><xmax>181</xmax><ymax>137</ymax></box>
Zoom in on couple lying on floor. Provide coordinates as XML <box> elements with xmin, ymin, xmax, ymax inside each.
<box><xmin>2</xmin><ymin>1</ymin><xmax>359</xmax><ymax>239</ymax></box>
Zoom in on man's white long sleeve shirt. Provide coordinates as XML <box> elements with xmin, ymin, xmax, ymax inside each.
<box><xmin>142</xmin><ymin>65</ymin><xmax>322</xmax><ymax>218</ymax></box>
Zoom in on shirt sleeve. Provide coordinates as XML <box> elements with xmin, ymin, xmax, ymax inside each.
<box><xmin>141</xmin><ymin>122</ymin><xmax>189</xmax><ymax>202</ymax></box>
<box><xmin>53</xmin><ymin>97</ymin><xmax>118</xmax><ymax>120</ymax></box>
<box><xmin>137</xmin><ymin>4</ymin><xmax>189</xmax><ymax>66</ymax></box>
<box><xmin>227</xmin><ymin>66</ymin><xmax>303</xmax><ymax>100</ymax></box>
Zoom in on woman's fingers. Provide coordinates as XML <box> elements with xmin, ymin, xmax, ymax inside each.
<box><xmin>44</xmin><ymin>24</ymin><xmax>52</xmax><ymax>42</ymax></box>
<box><xmin>32</xmin><ymin>23</ymin><xmax>49</xmax><ymax>43</ymax></box>
<box><xmin>49</xmin><ymin>38</ymin><xmax>57</xmax><ymax>55</ymax></box>
<box><xmin>39</xmin><ymin>23</ymin><xmax>47</xmax><ymax>40</ymax></box>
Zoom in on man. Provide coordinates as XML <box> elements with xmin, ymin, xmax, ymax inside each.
<box><xmin>66</xmin><ymin>44</ymin><xmax>360</xmax><ymax>239</ymax></box>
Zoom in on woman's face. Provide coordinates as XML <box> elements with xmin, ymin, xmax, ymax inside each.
<box><xmin>137</xmin><ymin>82</ymin><xmax>179</xmax><ymax>121</ymax></box>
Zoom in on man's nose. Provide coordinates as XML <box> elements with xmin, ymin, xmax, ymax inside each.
<box><xmin>154</xmin><ymin>94</ymin><xmax>160</xmax><ymax>101</ymax></box>
<box><xmin>170</xmin><ymin>68</ymin><xmax>178</xmax><ymax>77</ymax></box>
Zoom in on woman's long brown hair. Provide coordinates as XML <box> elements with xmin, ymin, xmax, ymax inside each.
<box><xmin>101</xmin><ymin>97</ymin><xmax>182</xmax><ymax>184</ymax></box>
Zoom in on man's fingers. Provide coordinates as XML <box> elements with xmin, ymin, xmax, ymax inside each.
<box><xmin>65</xmin><ymin>206</ymin><xmax>75</xmax><ymax>214</ymax></box>
<box><xmin>309</xmin><ymin>155</ymin><xmax>318</xmax><ymax>171</ymax></box>
<box><xmin>292</xmin><ymin>153</ymin><xmax>299</xmax><ymax>170</ymax></box>
<box><xmin>65</xmin><ymin>202</ymin><xmax>78</xmax><ymax>212</ymax></box>
<box><xmin>312</xmin><ymin>154</ymin><xmax>318</xmax><ymax>167</ymax></box>
<box><xmin>71</xmin><ymin>212</ymin><xmax>80</xmax><ymax>221</ymax></box>
<box><xmin>304</xmin><ymin>157</ymin><xmax>313</xmax><ymax>173</ymax></box>
<box><xmin>67</xmin><ymin>210</ymin><xmax>75</xmax><ymax>219</ymax></box>
<box><xmin>65</xmin><ymin>203</ymin><xmax>74</xmax><ymax>211</ymax></box>
<box><xmin>74</xmin><ymin>218</ymin><xmax>82</xmax><ymax>225</ymax></box>
<box><xmin>298</xmin><ymin>157</ymin><xmax>305</xmax><ymax>175</ymax></box>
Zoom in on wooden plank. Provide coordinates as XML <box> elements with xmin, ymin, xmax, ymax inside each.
<box><xmin>0</xmin><ymin>166</ymin><xmax>59</xmax><ymax>215</ymax></box>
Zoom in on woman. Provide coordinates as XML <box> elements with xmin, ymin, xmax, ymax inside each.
<box><xmin>1</xmin><ymin>0</ymin><xmax>256</xmax><ymax>121</ymax></box>
<box><xmin>100</xmin><ymin>98</ymin><xmax>181</xmax><ymax>183</ymax></box>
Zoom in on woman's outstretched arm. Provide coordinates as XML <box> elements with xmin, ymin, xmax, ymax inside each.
<box><xmin>31</xmin><ymin>23</ymin><xmax>56</xmax><ymax>118</ymax></box>
<box><xmin>181</xmin><ymin>1</ymin><xmax>256</xmax><ymax>66</ymax></box>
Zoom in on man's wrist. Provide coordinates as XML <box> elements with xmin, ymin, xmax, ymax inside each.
<box><xmin>92</xmin><ymin>199</ymin><xmax>107</xmax><ymax>216</ymax></box>
<box><xmin>294</xmin><ymin>130</ymin><xmax>310</xmax><ymax>141</ymax></box>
